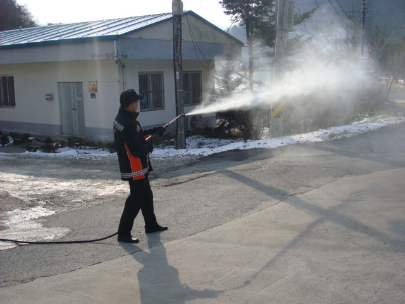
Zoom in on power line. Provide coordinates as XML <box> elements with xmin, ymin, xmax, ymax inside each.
<box><xmin>336</xmin><ymin>0</ymin><xmax>355</xmax><ymax>21</ymax></box>
<box><xmin>198</xmin><ymin>0</ymin><xmax>207</xmax><ymax>20</ymax></box>
<box><xmin>185</xmin><ymin>14</ymin><xmax>215</xmax><ymax>70</ymax></box>
<box><xmin>326</xmin><ymin>0</ymin><xmax>351</xmax><ymax>28</ymax></box>
<box><xmin>295</xmin><ymin>1</ymin><xmax>310</xmax><ymax>34</ymax></box>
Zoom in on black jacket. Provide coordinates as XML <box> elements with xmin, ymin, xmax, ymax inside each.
<box><xmin>113</xmin><ymin>108</ymin><xmax>154</xmax><ymax>181</ymax></box>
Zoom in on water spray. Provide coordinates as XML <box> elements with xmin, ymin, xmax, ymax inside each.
<box><xmin>184</xmin><ymin>51</ymin><xmax>372</xmax><ymax>118</ymax></box>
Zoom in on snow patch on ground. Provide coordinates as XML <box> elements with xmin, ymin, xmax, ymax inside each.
<box><xmin>0</xmin><ymin>207</ymin><xmax>70</xmax><ymax>250</ymax></box>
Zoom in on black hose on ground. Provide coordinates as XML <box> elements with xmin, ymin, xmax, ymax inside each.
<box><xmin>0</xmin><ymin>232</ymin><xmax>118</xmax><ymax>245</ymax></box>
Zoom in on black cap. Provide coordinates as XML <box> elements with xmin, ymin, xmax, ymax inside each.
<box><xmin>120</xmin><ymin>89</ymin><xmax>144</xmax><ymax>108</ymax></box>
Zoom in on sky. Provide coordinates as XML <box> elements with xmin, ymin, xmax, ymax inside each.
<box><xmin>16</xmin><ymin>0</ymin><xmax>234</xmax><ymax>30</ymax></box>
<box><xmin>1</xmin><ymin>115</ymin><xmax>405</xmax><ymax>250</ymax></box>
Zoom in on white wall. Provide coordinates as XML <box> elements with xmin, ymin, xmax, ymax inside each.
<box><xmin>0</xmin><ymin>60</ymin><xmax>121</xmax><ymax>138</ymax></box>
<box><xmin>0</xmin><ymin>57</ymin><xmax>214</xmax><ymax>139</ymax></box>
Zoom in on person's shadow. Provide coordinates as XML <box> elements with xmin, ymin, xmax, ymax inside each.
<box><xmin>121</xmin><ymin>233</ymin><xmax>222</xmax><ymax>303</ymax></box>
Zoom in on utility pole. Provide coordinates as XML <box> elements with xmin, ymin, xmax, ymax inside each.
<box><xmin>273</xmin><ymin>0</ymin><xmax>292</xmax><ymax>78</ymax></box>
<box><xmin>361</xmin><ymin>0</ymin><xmax>367</xmax><ymax>54</ymax></box>
<box><xmin>172</xmin><ymin>0</ymin><xmax>186</xmax><ymax>149</ymax></box>
<box><xmin>271</xmin><ymin>0</ymin><xmax>294</xmax><ymax>138</ymax></box>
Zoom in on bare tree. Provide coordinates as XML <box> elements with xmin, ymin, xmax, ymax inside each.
<box><xmin>381</xmin><ymin>37</ymin><xmax>405</xmax><ymax>80</ymax></box>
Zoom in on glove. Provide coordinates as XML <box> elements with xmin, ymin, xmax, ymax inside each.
<box><xmin>157</xmin><ymin>127</ymin><xmax>166</xmax><ymax>136</ymax></box>
<box><xmin>145</xmin><ymin>142</ymin><xmax>153</xmax><ymax>154</ymax></box>
<box><xmin>152</xmin><ymin>127</ymin><xmax>166</xmax><ymax>136</ymax></box>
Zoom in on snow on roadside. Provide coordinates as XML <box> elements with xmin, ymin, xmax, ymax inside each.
<box><xmin>152</xmin><ymin>115</ymin><xmax>405</xmax><ymax>158</ymax></box>
<box><xmin>4</xmin><ymin>115</ymin><xmax>402</xmax><ymax>161</ymax></box>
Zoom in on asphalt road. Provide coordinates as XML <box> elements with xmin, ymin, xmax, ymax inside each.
<box><xmin>1</xmin><ymin>122</ymin><xmax>405</xmax><ymax>289</ymax></box>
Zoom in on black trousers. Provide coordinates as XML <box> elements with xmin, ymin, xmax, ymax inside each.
<box><xmin>118</xmin><ymin>177</ymin><xmax>157</xmax><ymax>236</ymax></box>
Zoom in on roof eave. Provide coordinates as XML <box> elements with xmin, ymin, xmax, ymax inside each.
<box><xmin>0</xmin><ymin>35</ymin><xmax>119</xmax><ymax>50</ymax></box>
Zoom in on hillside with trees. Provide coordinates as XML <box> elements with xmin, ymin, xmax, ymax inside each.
<box><xmin>0</xmin><ymin>0</ymin><xmax>37</xmax><ymax>31</ymax></box>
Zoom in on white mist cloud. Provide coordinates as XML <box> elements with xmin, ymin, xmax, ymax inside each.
<box><xmin>188</xmin><ymin>5</ymin><xmax>372</xmax><ymax>116</ymax></box>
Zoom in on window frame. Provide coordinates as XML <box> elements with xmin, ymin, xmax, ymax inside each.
<box><xmin>138</xmin><ymin>72</ymin><xmax>165</xmax><ymax>112</ymax></box>
<box><xmin>0</xmin><ymin>75</ymin><xmax>16</xmax><ymax>107</ymax></box>
<box><xmin>183</xmin><ymin>71</ymin><xmax>202</xmax><ymax>106</ymax></box>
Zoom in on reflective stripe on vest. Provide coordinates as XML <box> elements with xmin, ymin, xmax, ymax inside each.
<box><xmin>113</xmin><ymin>120</ymin><xmax>124</xmax><ymax>131</ymax></box>
<box><xmin>121</xmin><ymin>168</ymin><xmax>149</xmax><ymax>179</ymax></box>
<box><xmin>125</xmin><ymin>144</ymin><xmax>147</xmax><ymax>180</ymax></box>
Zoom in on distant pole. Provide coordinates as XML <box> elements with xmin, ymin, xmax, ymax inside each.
<box><xmin>273</xmin><ymin>0</ymin><xmax>288</xmax><ymax>79</ymax></box>
<box><xmin>173</xmin><ymin>0</ymin><xmax>186</xmax><ymax>149</ymax></box>
<box><xmin>271</xmin><ymin>0</ymin><xmax>294</xmax><ymax>138</ymax></box>
<box><xmin>361</xmin><ymin>0</ymin><xmax>366</xmax><ymax>54</ymax></box>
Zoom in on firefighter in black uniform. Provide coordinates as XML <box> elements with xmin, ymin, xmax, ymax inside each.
<box><xmin>113</xmin><ymin>89</ymin><xmax>168</xmax><ymax>243</ymax></box>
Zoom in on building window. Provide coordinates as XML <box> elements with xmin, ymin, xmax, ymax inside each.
<box><xmin>183</xmin><ymin>71</ymin><xmax>202</xmax><ymax>105</ymax></box>
<box><xmin>0</xmin><ymin>76</ymin><xmax>16</xmax><ymax>107</ymax></box>
<box><xmin>138</xmin><ymin>72</ymin><xmax>164</xmax><ymax>111</ymax></box>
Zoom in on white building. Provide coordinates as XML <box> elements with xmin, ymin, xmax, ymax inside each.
<box><xmin>0</xmin><ymin>11</ymin><xmax>242</xmax><ymax>141</ymax></box>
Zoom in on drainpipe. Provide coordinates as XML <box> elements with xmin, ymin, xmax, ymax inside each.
<box><xmin>114</xmin><ymin>39</ymin><xmax>126</xmax><ymax>91</ymax></box>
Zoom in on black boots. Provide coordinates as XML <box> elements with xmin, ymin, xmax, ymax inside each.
<box><xmin>118</xmin><ymin>224</ymin><xmax>168</xmax><ymax>243</ymax></box>
<box><xmin>145</xmin><ymin>224</ymin><xmax>168</xmax><ymax>234</ymax></box>
<box><xmin>117</xmin><ymin>235</ymin><xmax>140</xmax><ymax>243</ymax></box>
